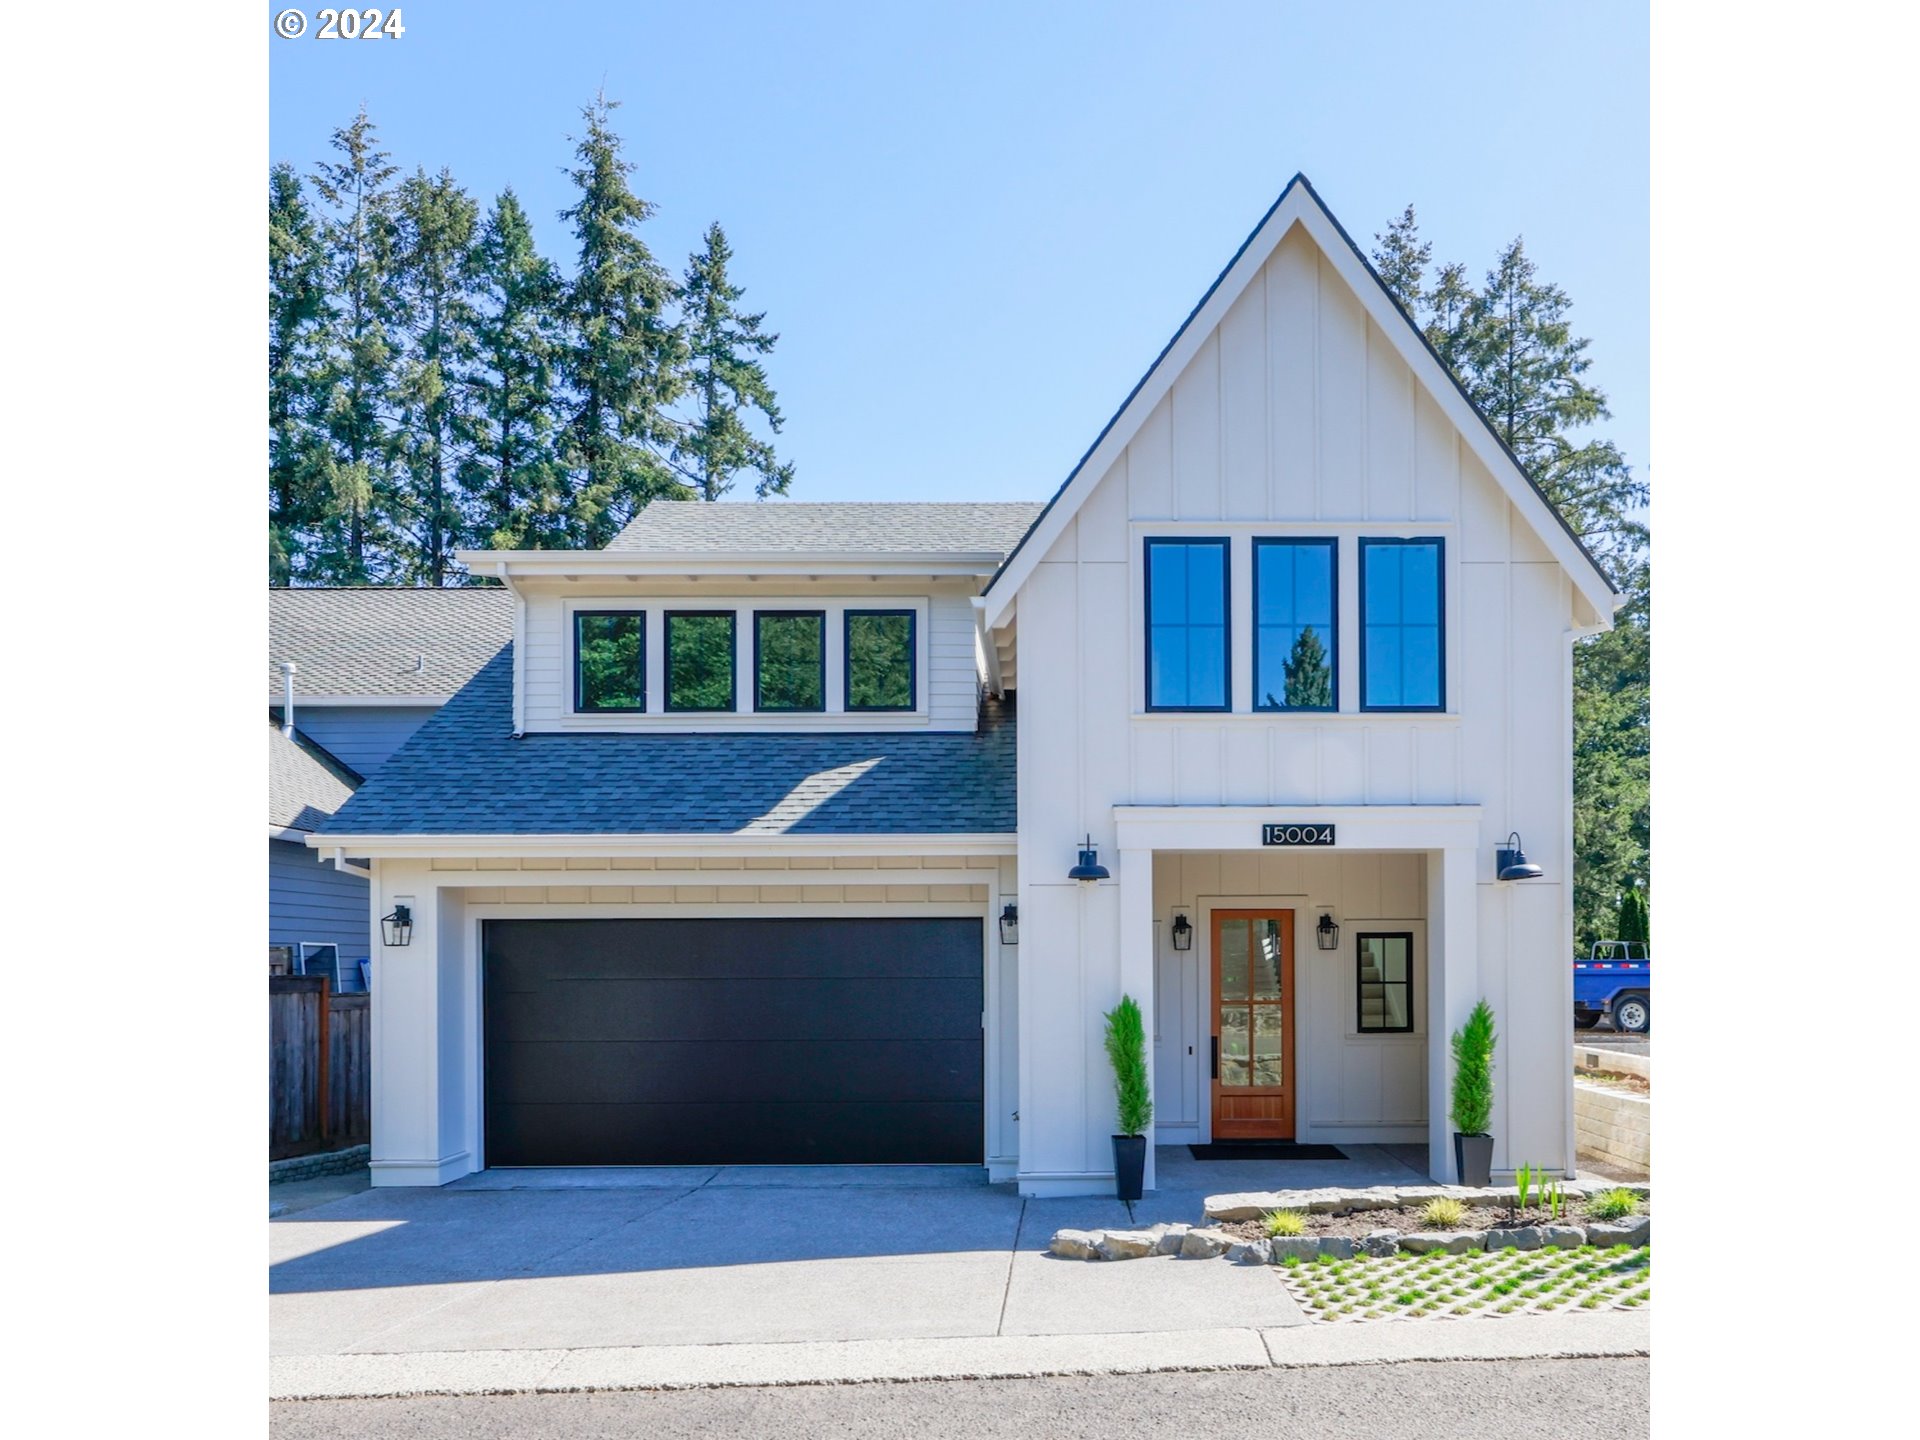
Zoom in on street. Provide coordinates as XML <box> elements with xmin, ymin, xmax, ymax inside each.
<box><xmin>270</xmin><ymin>1355</ymin><xmax>1648</xmax><ymax>1438</ymax></box>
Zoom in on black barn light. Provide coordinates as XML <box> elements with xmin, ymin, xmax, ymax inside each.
<box><xmin>1496</xmin><ymin>832</ymin><xmax>1544</xmax><ymax>882</ymax></box>
<box><xmin>380</xmin><ymin>903</ymin><xmax>414</xmax><ymax>947</ymax></box>
<box><xmin>1068</xmin><ymin>835</ymin><xmax>1110</xmax><ymax>884</ymax></box>
<box><xmin>1316</xmin><ymin>910</ymin><xmax>1340</xmax><ymax>950</ymax></box>
<box><xmin>999</xmin><ymin>903</ymin><xmax>1020</xmax><ymax>945</ymax></box>
<box><xmin>1171</xmin><ymin>913</ymin><xmax>1193</xmax><ymax>951</ymax></box>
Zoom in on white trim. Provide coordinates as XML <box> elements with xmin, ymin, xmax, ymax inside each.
<box><xmin>421</xmin><ymin>867</ymin><xmax>994</xmax><ymax>889</ymax></box>
<box><xmin>455</xmin><ymin>549</ymin><xmax>1006</xmax><ymax>580</ymax></box>
<box><xmin>310</xmin><ymin>832</ymin><xmax>1016</xmax><ymax>859</ymax></box>
<box><xmin>275</xmin><ymin>694</ymin><xmax>455</xmax><ymax>708</ymax></box>
<box><xmin>1113</xmin><ymin>805</ymin><xmax>1482</xmax><ymax>855</ymax></box>
<box><xmin>370</xmin><ymin>1152</ymin><xmax>471</xmax><ymax>1187</ymax></box>
<box><xmin>980</xmin><ymin>181</ymin><xmax>1618</xmax><ymax>629</ymax></box>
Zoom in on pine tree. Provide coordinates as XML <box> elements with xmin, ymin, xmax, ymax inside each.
<box><xmin>1281</xmin><ymin>626</ymin><xmax>1333</xmax><ymax>709</ymax></box>
<box><xmin>1574</xmin><ymin>560</ymin><xmax>1650</xmax><ymax>951</ymax></box>
<box><xmin>672</xmin><ymin>222</ymin><xmax>793</xmax><ymax>500</ymax></box>
<box><xmin>557</xmin><ymin>93</ymin><xmax>689</xmax><ymax>546</ymax></box>
<box><xmin>268</xmin><ymin>164</ymin><xmax>330</xmax><ymax>584</ymax></box>
<box><xmin>391</xmin><ymin>166</ymin><xmax>481</xmax><ymax>584</ymax></box>
<box><xmin>465</xmin><ymin>188</ymin><xmax>568</xmax><ymax>550</ymax></box>
<box><xmin>309</xmin><ymin>107</ymin><xmax>403</xmax><ymax>582</ymax></box>
<box><xmin>1371</xmin><ymin>206</ymin><xmax>1430</xmax><ymax>319</ymax></box>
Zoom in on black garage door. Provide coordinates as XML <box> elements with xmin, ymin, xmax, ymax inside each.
<box><xmin>483</xmin><ymin>917</ymin><xmax>983</xmax><ymax>1166</ymax></box>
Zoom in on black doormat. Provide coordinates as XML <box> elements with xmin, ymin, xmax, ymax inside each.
<box><xmin>1187</xmin><ymin>1142</ymin><xmax>1348</xmax><ymax>1161</ymax></box>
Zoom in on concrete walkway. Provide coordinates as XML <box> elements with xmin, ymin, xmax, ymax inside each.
<box><xmin>270</xmin><ymin>1145</ymin><xmax>1646</xmax><ymax>1397</ymax></box>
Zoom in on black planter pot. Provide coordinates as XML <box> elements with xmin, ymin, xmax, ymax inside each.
<box><xmin>1111</xmin><ymin>1134</ymin><xmax>1147</xmax><ymax>1202</ymax></box>
<box><xmin>1454</xmin><ymin>1132</ymin><xmax>1494</xmax><ymax>1188</ymax></box>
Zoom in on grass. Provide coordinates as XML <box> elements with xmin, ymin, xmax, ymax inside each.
<box><xmin>1263</xmin><ymin>1208</ymin><xmax>1307</xmax><ymax>1237</ymax></box>
<box><xmin>1586</xmin><ymin>1188</ymin><xmax>1643</xmax><ymax>1221</ymax></box>
<box><xmin>1275</xmin><ymin>1243</ymin><xmax>1650</xmax><ymax>1324</ymax></box>
<box><xmin>1421</xmin><ymin>1197</ymin><xmax>1469</xmax><ymax>1230</ymax></box>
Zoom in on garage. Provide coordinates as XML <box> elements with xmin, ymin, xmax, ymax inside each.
<box><xmin>482</xmin><ymin>917</ymin><xmax>985</xmax><ymax>1166</ymax></box>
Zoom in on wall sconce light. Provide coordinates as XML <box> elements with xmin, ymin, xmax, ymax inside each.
<box><xmin>380</xmin><ymin>903</ymin><xmax>414</xmax><ymax>947</ymax></box>
<box><xmin>998</xmin><ymin>903</ymin><xmax>1019</xmax><ymax>945</ymax></box>
<box><xmin>1171</xmin><ymin>913</ymin><xmax>1193</xmax><ymax>951</ymax></box>
<box><xmin>1067</xmin><ymin>835</ymin><xmax>1110</xmax><ymax>885</ymax></box>
<box><xmin>1316</xmin><ymin>910</ymin><xmax>1340</xmax><ymax>950</ymax></box>
<box><xmin>1496</xmin><ymin>832</ymin><xmax>1544</xmax><ymax>882</ymax></box>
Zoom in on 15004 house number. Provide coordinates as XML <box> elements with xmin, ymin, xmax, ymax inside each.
<box><xmin>1262</xmin><ymin>824</ymin><xmax>1335</xmax><ymax>846</ymax></box>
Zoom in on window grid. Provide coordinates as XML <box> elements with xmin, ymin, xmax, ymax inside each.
<box><xmin>1252</xmin><ymin>537</ymin><xmax>1338</xmax><ymax>712</ymax></box>
<box><xmin>1356</xmin><ymin>932</ymin><xmax>1414</xmax><ymax>1034</ymax></box>
<box><xmin>1143</xmin><ymin>537</ymin><xmax>1231</xmax><ymax>712</ymax></box>
<box><xmin>1359</xmin><ymin>537</ymin><xmax>1446</xmax><ymax>712</ymax></box>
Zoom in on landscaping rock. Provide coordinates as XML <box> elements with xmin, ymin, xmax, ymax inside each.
<box><xmin>1399</xmin><ymin>1230</ymin><xmax>1486</xmax><ymax>1255</ymax></box>
<box><xmin>1095</xmin><ymin>1229</ymin><xmax>1160</xmax><ymax>1260</ymax></box>
<box><xmin>1339</xmin><ymin>1189</ymin><xmax>1400</xmax><ymax>1212</ymax></box>
<box><xmin>1154</xmin><ymin>1223</ymin><xmax>1191</xmax><ymax>1255</ymax></box>
<box><xmin>1392</xmin><ymin>1188</ymin><xmax>1452</xmax><ymax>1206</ymax></box>
<box><xmin>1050</xmin><ymin>1229</ymin><xmax>1101</xmax><ymax>1260</ymax></box>
<box><xmin>1361</xmin><ymin>1229</ymin><xmax>1400</xmax><ymax>1258</ymax></box>
<box><xmin>1318</xmin><ymin>1236</ymin><xmax>1357</xmax><ymax>1260</ymax></box>
<box><xmin>1586</xmin><ymin>1216</ymin><xmax>1651</xmax><ymax>1247</ymax></box>
<box><xmin>1226</xmin><ymin>1239</ymin><xmax>1272</xmax><ymax>1265</ymax></box>
<box><xmin>1484</xmin><ymin>1226</ymin><xmax>1544</xmax><ymax>1251</ymax></box>
<box><xmin>1303</xmin><ymin>1189</ymin><xmax>1349</xmax><ymax>1214</ymax></box>
<box><xmin>1267</xmin><ymin>1237</ymin><xmax>1320</xmax><ymax>1263</ymax></box>
<box><xmin>1180</xmin><ymin>1227</ymin><xmax>1235</xmax><ymax>1259</ymax></box>
<box><xmin>1542</xmin><ymin>1225</ymin><xmax>1585</xmax><ymax>1250</ymax></box>
<box><xmin>1203</xmin><ymin>1192</ymin><xmax>1284</xmax><ymax>1222</ymax></box>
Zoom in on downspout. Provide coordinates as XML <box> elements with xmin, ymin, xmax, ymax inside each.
<box><xmin>971</xmin><ymin>597</ymin><xmax>1003</xmax><ymax>699</ymax></box>
<box><xmin>281</xmin><ymin>660</ymin><xmax>298</xmax><ymax>736</ymax></box>
<box><xmin>498</xmin><ymin>561</ymin><xmax>526</xmax><ymax>737</ymax></box>
<box><xmin>326</xmin><ymin>846</ymin><xmax>372</xmax><ymax>880</ymax></box>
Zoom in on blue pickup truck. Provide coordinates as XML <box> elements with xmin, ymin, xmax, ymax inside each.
<box><xmin>1573</xmin><ymin>942</ymin><xmax>1649</xmax><ymax>1033</ymax></box>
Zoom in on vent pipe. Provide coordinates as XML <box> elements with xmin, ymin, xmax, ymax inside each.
<box><xmin>281</xmin><ymin>661</ymin><xmax>298</xmax><ymax>736</ymax></box>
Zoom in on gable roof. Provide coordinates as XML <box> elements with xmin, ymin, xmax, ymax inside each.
<box><xmin>609</xmin><ymin>500</ymin><xmax>1045</xmax><ymax>559</ymax></box>
<box><xmin>316</xmin><ymin>646</ymin><xmax>1016</xmax><ymax>840</ymax></box>
<box><xmin>268</xmin><ymin>586</ymin><xmax>515</xmax><ymax>703</ymax></box>
<box><xmin>268</xmin><ymin>722</ymin><xmax>360</xmax><ymax>835</ymax></box>
<box><xmin>981</xmin><ymin>174</ymin><xmax>1621</xmax><ymax>627</ymax></box>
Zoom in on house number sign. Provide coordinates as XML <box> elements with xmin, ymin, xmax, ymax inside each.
<box><xmin>1262</xmin><ymin>823</ymin><xmax>1336</xmax><ymax>846</ymax></box>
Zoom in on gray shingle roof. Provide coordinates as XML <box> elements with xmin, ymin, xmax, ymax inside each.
<box><xmin>268</xmin><ymin>587</ymin><xmax>515</xmax><ymax>703</ymax></box>
<box><xmin>608</xmin><ymin>500</ymin><xmax>1045</xmax><ymax>557</ymax></box>
<box><xmin>268</xmin><ymin>723</ymin><xmax>359</xmax><ymax>833</ymax></box>
<box><xmin>319</xmin><ymin>646</ymin><xmax>1016</xmax><ymax>837</ymax></box>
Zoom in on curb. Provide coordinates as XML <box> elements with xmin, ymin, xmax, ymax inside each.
<box><xmin>270</xmin><ymin>1310</ymin><xmax>1648</xmax><ymax>1401</ymax></box>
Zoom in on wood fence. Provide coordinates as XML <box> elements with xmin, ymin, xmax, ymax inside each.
<box><xmin>270</xmin><ymin>976</ymin><xmax>370</xmax><ymax>1159</ymax></box>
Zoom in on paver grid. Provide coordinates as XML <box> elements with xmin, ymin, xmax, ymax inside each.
<box><xmin>1273</xmin><ymin>1243</ymin><xmax>1651</xmax><ymax>1323</ymax></box>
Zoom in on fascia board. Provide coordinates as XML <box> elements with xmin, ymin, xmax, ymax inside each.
<box><xmin>459</xmin><ymin>550</ymin><xmax>1004</xmax><ymax>577</ymax></box>
<box><xmin>303</xmin><ymin>831</ymin><xmax>1018</xmax><ymax>859</ymax></box>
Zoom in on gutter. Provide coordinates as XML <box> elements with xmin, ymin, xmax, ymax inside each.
<box><xmin>303</xmin><ymin>831</ymin><xmax>1018</xmax><ymax>861</ymax></box>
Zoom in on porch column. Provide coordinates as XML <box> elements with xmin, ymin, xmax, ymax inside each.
<box><xmin>1118</xmin><ymin>847</ymin><xmax>1156</xmax><ymax>1192</ymax></box>
<box><xmin>1427</xmin><ymin>845</ymin><xmax>1481</xmax><ymax>1183</ymax></box>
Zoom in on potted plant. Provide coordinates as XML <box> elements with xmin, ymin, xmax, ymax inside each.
<box><xmin>1104</xmin><ymin>994</ymin><xmax>1152</xmax><ymax>1202</ymax></box>
<box><xmin>1449</xmin><ymin>998</ymin><xmax>1497</xmax><ymax>1187</ymax></box>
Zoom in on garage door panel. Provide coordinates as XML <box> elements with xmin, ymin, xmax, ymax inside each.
<box><xmin>486</xmin><ymin>1039</ymin><xmax>984</xmax><ymax>1105</ymax></box>
<box><xmin>483</xmin><ymin>917</ymin><xmax>984</xmax><ymax>1166</ymax></box>
<box><xmin>489</xmin><ymin>1102</ymin><xmax>983</xmax><ymax>1167</ymax></box>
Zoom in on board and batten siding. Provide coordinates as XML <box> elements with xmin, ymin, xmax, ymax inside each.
<box><xmin>292</xmin><ymin>705</ymin><xmax>440</xmax><ymax>777</ymax></box>
<box><xmin>1013</xmin><ymin>221</ymin><xmax>1579</xmax><ymax>1186</ymax></box>
<box><xmin>269</xmin><ymin>837</ymin><xmax>371</xmax><ymax>957</ymax></box>
<box><xmin>516</xmin><ymin>590</ymin><xmax>982</xmax><ymax>732</ymax></box>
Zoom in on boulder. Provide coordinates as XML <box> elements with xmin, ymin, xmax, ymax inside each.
<box><xmin>1050</xmin><ymin>1229</ymin><xmax>1101</xmax><ymax>1260</ymax></box>
<box><xmin>1318</xmin><ymin>1236</ymin><xmax>1357</xmax><ymax>1260</ymax></box>
<box><xmin>1203</xmin><ymin>1192</ymin><xmax>1285</xmax><ymax>1222</ymax></box>
<box><xmin>1542</xmin><ymin>1225</ymin><xmax>1585</xmax><ymax>1250</ymax></box>
<box><xmin>1361</xmin><ymin>1230</ymin><xmax>1401</xmax><ymax>1258</ymax></box>
<box><xmin>1155</xmin><ymin>1223</ymin><xmax>1192</xmax><ymax>1256</ymax></box>
<box><xmin>1180</xmin><ymin>1227</ymin><xmax>1235</xmax><ymax>1259</ymax></box>
<box><xmin>1586</xmin><ymin>1216</ymin><xmax>1651</xmax><ymax>1247</ymax></box>
<box><xmin>1267</xmin><ymin>1236</ymin><xmax>1320</xmax><ymax>1263</ymax></box>
<box><xmin>1226</xmin><ymin>1239</ymin><xmax>1273</xmax><ymax>1265</ymax></box>
<box><xmin>1484</xmin><ymin>1226</ymin><xmax>1544</xmax><ymax>1251</ymax></box>
<box><xmin>1339</xmin><ymin>1189</ymin><xmax>1400</xmax><ymax>1213</ymax></box>
<box><xmin>1095</xmin><ymin>1229</ymin><xmax>1161</xmax><ymax>1260</ymax></box>
<box><xmin>1392</xmin><ymin>1188</ymin><xmax>1453</xmax><ymax>1206</ymax></box>
<box><xmin>1400</xmin><ymin>1230</ymin><xmax>1486</xmax><ymax>1255</ymax></box>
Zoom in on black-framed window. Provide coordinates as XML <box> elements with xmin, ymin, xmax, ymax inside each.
<box><xmin>1356</xmin><ymin>932</ymin><xmax>1414</xmax><ymax>1033</ymax></box>
<box><xmin>1144</xmin><ymin>537</ymin><xmax>1230</xmax><ymax>711</ymax></box>
<box><xmin>664</xmin><ymin>611</ymin><xmax>736</xmax><ymax>712</ymax></box>
<box><xmin>1359</xmin><ymin>537</ymin><xmax>1444</xmax><ymax>711</ymax></box>
<box><xmin>754</xmin><ymin>610</ymin><xmax>826</xmax><ymax>712</ymax></box>
<box><xmin>1253</xmin><ymin>538</ymin><xmax>1337</xmax><ymax>711</ymax></box>
<box><xmin>573</xmin><ymin>610</ymin><xmax>645</xmax><ymax>713</ymax></box>
<box><xmin>845</xmin><ymin>609</ymin><xmax>916</xmax><ymax>711</ymax></box>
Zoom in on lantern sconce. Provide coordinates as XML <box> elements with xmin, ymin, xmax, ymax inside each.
<box><xmin>1171</xmin><ymin>912</ymin><xmax>1193</xmax><ymax>951</ymax></box>
<box><xmin>998</xmin><ymin>903</ymin><xmax>1019</xmax><ymax>945</ymax></box>
<box><xmin>380</xmin><ymin>903</ymin><xmax>414</xmax><ymax>947</ymax></box>
<box><xmin>1496</xmin><ymin>831</ymin><xmax>1545</xmax><ymax>882</ymax></box>
<box><xmin>1067</xmin><ymin>835</ymin><xmax>1110</xmax><ymax>885</ymax></box>
<box><xmin>1315</xmin><ymin>909</ymin><xmax>1340</xmax><ymax>950</ymax></box>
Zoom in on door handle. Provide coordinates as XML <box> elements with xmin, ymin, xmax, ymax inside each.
<box><xmin>1211</xmin><ymin>1035</ymin><xmax>1219</xmax><ymax>1079</ymax></box>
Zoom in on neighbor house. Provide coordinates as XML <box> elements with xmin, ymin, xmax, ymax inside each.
<box><xmin>312</xmin><ymin>176</ymin><xmax>1619</xmax><ymax>1194</ymax></box>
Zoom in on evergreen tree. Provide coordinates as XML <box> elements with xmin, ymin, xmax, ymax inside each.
<box><xmin>1371</xmin><ymin>206</ymin><xmax>1430</xmax><ymax>319</ymax></box>
<box><xmin>671</xmin><ymin>222</ymin><xmax>793</xmax><ymax>500</ymax></box>
<box><xmin>309</xmin><ymin>107</ymin><xmax>403</xmax><ymax>582</ymax></box>
<box><xmin>465</xmin><ymin>188</ymin><xmax>568</xmax><ymax>550</ymax></box>
<box><xmin>1615</xmin><ymin>885</ymin><xmax>1649</xmax><ymax>946</ymax></box>
<box><xmin>1574</xmin><ymin>560</ymin><xmax>1650</xmax><ymax>951</ymax></box>
<box><xmin>558</xmin><ymin>93</ymin><xmax>689</xmax><ymax>546</ymax></box>
<box><xmin>391</xmin><ymin>166</ymin><xmax>481</xmax><ymax>584</ymax></box>
<box><xmin>268</xmin><ymin>164</ymin><xmax>330</xmax><ymax>584</ymax></box>
<box><xmin>1281</xmin><ymin>626</ymin><xmax>1333</xmax><ymax>708</ymax></box>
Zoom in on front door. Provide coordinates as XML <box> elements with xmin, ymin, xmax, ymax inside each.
<box><xmin>1211</xmin><ymin>910</ymin><xmax>1295</xmax><ymax>1139</ymax></box>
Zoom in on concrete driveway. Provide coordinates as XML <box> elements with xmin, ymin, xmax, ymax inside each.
<box><xmin>271</xmin><ymin>1146</ymin><xmax>1428</xmax><ymax>1358</ymax></box>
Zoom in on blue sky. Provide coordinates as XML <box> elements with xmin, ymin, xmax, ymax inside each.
<box><xmin>269</xmin><ymin>1</ymin><xmax>1648</xmax><ymax>506</ymax></box>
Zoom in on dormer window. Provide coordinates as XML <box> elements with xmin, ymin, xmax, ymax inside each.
<box><xmin>845</xmin><ymin>610</ymin><xmax>915</xmax><ymax>710</ymax></box>
<box><xmin>574</xmin><ymin>611</ymin><xmax>645</xmax><ymax>713</ymax></box>
<box><xmin>755</xmin><ymin>611</ymin><xmax>826</xmax><ymax>712</ymax></box>
<box><xmin>665</xmin><ymin>611</ymin><xmax>737</xmax><ymax>712</ymax></box>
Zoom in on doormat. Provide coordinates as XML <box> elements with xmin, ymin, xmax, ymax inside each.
<box><xmin>1186</xmin><ymin>1142</ymin><xmax>1348</xmax><ymax>1161</ymax></box>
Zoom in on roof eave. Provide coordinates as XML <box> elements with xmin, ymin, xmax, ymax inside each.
<box><xmin>304</xmin><ymin>830</ymin><xmax>1019</xmax><ymax>859</ymax></box>
<box><xmin>457</xmin><ymin>549</ymin><xmax>1009</xmax><ymax>579</ymax></box>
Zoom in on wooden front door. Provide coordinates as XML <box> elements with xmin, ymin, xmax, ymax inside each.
<box><xmin>1211</xmin><ymin>910</ymin><xmax>1295</xmax><ymax>1139</ymax></box>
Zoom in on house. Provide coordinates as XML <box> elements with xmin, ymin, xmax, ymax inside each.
<box><xmin>312</xmin><ymin>176</ymin><xmax>1619</xmax><ymax>1194</ymax></box>
<box><xmin>268</xmin><ymin>587</ymin><xmax>514</xmax><ymax>966</ymax></box>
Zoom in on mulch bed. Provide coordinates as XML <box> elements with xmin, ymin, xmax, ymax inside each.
<box><xmin>1219</xmin><ymin>1198</ymin><xmax>1647</xmax><ymax>1241</ymax></box>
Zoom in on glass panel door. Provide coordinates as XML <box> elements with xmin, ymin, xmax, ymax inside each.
<box><xmin>1212</xmin><ymin>910</ymin><xmax>1295</xmax><ymax>1138</ymax></box>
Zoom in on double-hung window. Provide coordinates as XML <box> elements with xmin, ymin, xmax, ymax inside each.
<box><xmin>574</xmin><ymin>611</ymin><xmax>645</xmax><ymax>713</ymax></box>
<box><xmin>1252</xmin><ymin>538</ymin><xmax>1337</xmax><ymax>711</ymax></box>
<box><xmin>665</xmin><ymin>611</ymin><xmax>737</xmax><ymax>712</ymax></box>
<box><xmin>1144</xmin><ymin>538</ymin><xmax>1230</xmax><ymax>711</ymax></box>
<box><xmin>754</xmin><ymin>611</ymin><xmax>826</xmax><ymax>712</ymax></box>
<box><xmin>1359</xmin><ymin>538</ymin><xmax>1444</xmax><ymax>711</ymax></box>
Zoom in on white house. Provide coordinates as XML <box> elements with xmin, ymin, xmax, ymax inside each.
<box><xmin>311</xmin><ymin>176</ymin><xmax>1619</xmax><ymax>1194</ymax></box>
